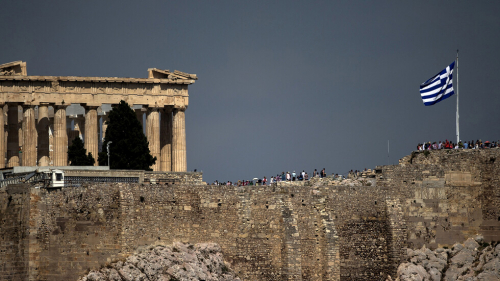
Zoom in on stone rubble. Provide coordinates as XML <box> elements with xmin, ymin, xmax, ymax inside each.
<box><xmin>388</xmin><ymin>236</ymin><xmax>500</xmax><ymax>281</ymax></box>
<box><xmin>78</xmin><ymin>242</ymin><xmax>240</xmax><ymax>281</ymax></box>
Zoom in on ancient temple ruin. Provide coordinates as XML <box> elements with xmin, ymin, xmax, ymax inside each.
<box><xmin>0</xmin><ymin>61</ymin><xmax>197</xmax><ymax>171</ymax></box>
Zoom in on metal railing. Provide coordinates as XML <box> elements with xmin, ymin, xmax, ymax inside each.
<box><xmin>0</xmin><ymin>172</ymin><xmax>50</xmax><ymax>188</ymax></box>
<box><xmin>64</xmin><ymin>176</ymin><xmax>139</xmax><ymax>187</ymax></box>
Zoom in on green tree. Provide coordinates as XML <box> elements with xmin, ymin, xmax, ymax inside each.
<box><xmin>98</xmin><ymin>100</ymin><xmax>156</xmax><ymax>170</ymax></box>
<box><xmin>68</xmin><ymin>137</ymin><xmax>95</xmax><ymax>166</ymax></box>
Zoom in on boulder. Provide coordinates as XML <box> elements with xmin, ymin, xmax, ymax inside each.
<box><xmin>78</xmin><ymin>243</ymin><xmax>240</xmax><ymax>281</ymax></box>
<box><xmin>397</xmin><ymin>263</ymin><xmax>430</xmax><ymax>281</ymax></box>
<box><xmin>390</xmin><ymin>238</ymin><xmax>500</xmax><ymax>281</ymax></box>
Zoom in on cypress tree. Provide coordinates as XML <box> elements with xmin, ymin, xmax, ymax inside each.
<box><xmin>68</xmin><ymin>137</ymin><xmax>95</xmax><ymax>166</ymax></box>
<box><xmin>98</xmin><ymin>100</ymin><xmax>156</xmax><ymax>170</ymax></box>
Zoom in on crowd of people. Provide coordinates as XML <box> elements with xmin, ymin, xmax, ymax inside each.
<box><xmin>210</xmin><ymin>139</ymin><xmax>499</xmax><ymax>186</ymax></box>
<box><xmin>417</xmin><ymin>139</ymin><xmax>499</xmax><ymax>150</ymax></box>
<box><xmin>211</xmin><ymin>168</ymin><xmax>328</xmax><ymax>186</ymax></box>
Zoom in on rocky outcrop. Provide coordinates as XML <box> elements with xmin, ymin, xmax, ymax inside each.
<box><xmin>78</xmin><ymin>242</ymin><xmax>240</xmax><ymax>281</ymax></box>
<box><xmin>388</xmin><ymin>236</ymin><xmax>500</xmax><ymax>281</ymax></box>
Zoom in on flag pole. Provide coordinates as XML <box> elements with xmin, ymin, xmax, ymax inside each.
<box><xmin>456</xmin><ymin>50</ymin><xmax>459</xmax><ymax>144</ymax></box>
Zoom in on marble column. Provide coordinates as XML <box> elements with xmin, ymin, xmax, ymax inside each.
<box><xmin>75</xmin><ymin>116</ymin><xmax>85</xmax><ymax>140</ymax></box>
<box><xmin>67</xmin><ymin>116</ymin><xmax>78</xmax><ymax>147</ymax></box>
<box><xmin>101</xmin><ymin>114</ymin><xmax>109</xmax><ymax>142</ymax></box>
<box><xmin>84</xmin><ymin>106</ymin><xmax>99</xmax><ymax>165</ymax></box>
<box><xmin>37</xmin><ymin>104</ymin><xmax>50</xmax><ymax>166</ymax></box>
<box><xmin>160</xmin><ymin>107</ymin><xmax>172</xmax><ymax>171</ymax></box>
<box><xmin>7</xmin><ymin>103</ymin><xmax>19</xmax><ymax>167</ymax></box>
<box><xmin>0</xmin><ymin>104</ymin><xmax>4</xmax><ymax>169</ymax></box>
<box><xmin>3</xmin><ymin>122</ymin><xmax>6</xmax><ymax>167</ymax></box>
<box><xmin>172</xmin><ymin>107</ymin><xmax>187</xmax><ymax>172</ymax></box>
<box><xmin>146</xmin><ymin>107</ymin><xmax>160</xmax><ymax>171</ymax></box>
<box><xmin>53</xmin><ymin>105</ymin><xmax>68</xmax><ymax>166</ymax></box>
<box><xmin>22</xmin><ymin>105</ymin><xmax>37</xmax><ymax>166</ymax></box>
<box><xmin>135</xmin><ymin>108</ymin><xmax>144</xmax><ymax>130</ymax></box>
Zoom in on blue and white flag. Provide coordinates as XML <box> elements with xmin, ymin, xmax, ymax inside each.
<box><xmin>420</xmin><ymin>61</ymin><xmax>455</xmax><ymax>106</ymax></box>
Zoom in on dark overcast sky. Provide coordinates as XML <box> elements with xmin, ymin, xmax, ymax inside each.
<box><xmin>1</xmin><ymin>1</ymin><xmax>499</xmax><ymax>183</ymax></box>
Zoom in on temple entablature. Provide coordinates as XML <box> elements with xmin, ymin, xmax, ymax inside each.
<box><xmin>0</xmin><ymin>62</ymin><xmax>196</xmax><ymax>108</ymax></box>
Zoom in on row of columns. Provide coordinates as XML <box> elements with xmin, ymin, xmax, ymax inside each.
<box><xmin>143</xmin><ymin>107</ymin><xmax>186</xmax><ymax>172</ymax></box>
<box><xmin>0</xmin><ymin>103</ymin><xmax>187</xmax><ymax>172</ymax></box>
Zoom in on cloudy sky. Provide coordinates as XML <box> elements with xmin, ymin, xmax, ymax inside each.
<box><xmin>1</xmin><ymin>1</ymin><xmax>499</xmax><ymax>183</ymax></box>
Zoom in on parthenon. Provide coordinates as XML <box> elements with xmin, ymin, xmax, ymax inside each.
<box><xmin>0</xmin><ymin>61</ymin><xmax>197</xmax><ymax>171</ymax></box>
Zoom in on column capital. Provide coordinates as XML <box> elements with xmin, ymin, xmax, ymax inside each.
<box><xmin>147</xmin><ymin>107</ymin><xmax>161</xmax><ymax>113</ymax></box>
<box><xmin>81</xmin><ymin>104</ymin><xmax>100</xmax><ymax>110</ymax></box>
<box><xmin>54</xmin><ymin>104</ymin><xmax>69</xmax><ymax>109</ymax></box>
<box><xmin>173</xmin><ymin>106</ymin><xmax>187</xmax><ymax>112</ymax></box>
<box><xmin>21</xmin><ymin>104</ymin><xmax>35</xmax><ymax>109</ymax></box>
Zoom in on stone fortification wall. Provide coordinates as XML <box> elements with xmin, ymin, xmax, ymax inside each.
<box><xmin>1</xmin><ymin>182</ymin><xmax>398</xmax><ymax>281</ymax></box>
<box><xmin>0</xmin><ymin>184</ymin><xmax>30</xmax><ymax>280</ymax></box>
<box><xmin>378</xmin><ymin>148</ymin><xmax>500</xmax><ymax>250</ymax></box>
<box><xmin>1</xmin><ymin>148</ymin><xmax>499</xmax><ymax>281</ymax></box>
<box><xmin>144</xmin><ymin>171</ymin><xmax>204</xmax><ymax>184</ymax></box>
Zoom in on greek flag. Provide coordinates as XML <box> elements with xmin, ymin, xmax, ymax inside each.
<box><xmin>420</xmin><ymin>61</ymin><xmax>455</xmax><ymax>106</ymax></box>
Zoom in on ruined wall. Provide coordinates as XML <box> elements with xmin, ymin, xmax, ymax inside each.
<box><xmin>1</xmin><ymin>148</ymin><xmax>499</xmax><ymax>281</ymax></box>
<box><xmin>324</xmin><ymin>185</ymin><xmax>396</xmax><ymax>280</ymax></box>
<box><xmin>2</xmin><ymin>182</ymin><xmax>398</xmax><ymax>281</ymax></box>
<box><xmin>18</xmin><ymin>184</ymin><xmax>344</xmax><ymax>281</ymax></box>
<box><xmin>378</xmin><ymin>149</ymin><xmax>500</xmax><ymax>249</ymax></box>
<box><xmin>0</xmin><ymin>185</ymin><xmax>30</xmax><ymax>280</ymax></box>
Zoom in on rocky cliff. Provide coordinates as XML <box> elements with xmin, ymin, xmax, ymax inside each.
<box><xmin>388</xmin><ymin>236</ymin><xmax>500</xmax><ymax>281</ymax></box>
<box><xmin>78</xmin><ymin>242</ymin><xmax>240</xmax><ymax>281</ymax></box>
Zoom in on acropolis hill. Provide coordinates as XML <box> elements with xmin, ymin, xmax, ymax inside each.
<box><xmin>1</xmin><ymin>148</ymin><xmax>500</xmax><ymax>281</ymax></box>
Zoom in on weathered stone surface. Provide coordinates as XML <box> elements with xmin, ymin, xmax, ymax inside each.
<box><xmin>78</xmin><ymin>243</ymin><xmax>240</xmax><ymax>281</ymax></box>
<box><xmin>1</xmin><ymin>149</ymin><xmax>500</xmax><ymax>281</ymax></box>
<box><xmin>396</xmin><ymin>263</ymin><xmax>429</xmax><ymax>281</ymax></box>
<box><xmin>390</xmin><ymin>237</ymin><xmax>500</xmax><ymax>281</ymax></box>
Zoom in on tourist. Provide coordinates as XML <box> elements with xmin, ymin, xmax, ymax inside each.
<box><xmin>292</xmin><ymin>171</ymin><xmax>296</xmax><ymax>181</ymax></box>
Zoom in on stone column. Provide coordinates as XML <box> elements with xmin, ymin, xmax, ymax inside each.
<box><xmin>84</xmin><ymin>106</ymin><xmax>99</xmax><ymax>165</ymax></box>
<box><xmin>53</xmin><ymin>105</ymin><xmax>68</xmax><ymax>166</ymax></box>
<box><xmin>3</xmin><ymin>106</ymin><xmax>6</xmax><ymax>166</ymax></box>
<box><xmin>37</xmin><ymin>104</ymin><xmax>50</xmax><ymax>166</ymax></box>
<box><xmin>172</xmin><ymin>107</ymin><xmax>187</xmax><ymax>172</ymax></box>
<box><xmin>7</xmin><ymin>103</ymin><xmax>20</xmax><ymax>167</ymax></box>
<box><xmin>22</xmin><ymin>105</ymin><xmax>37</xmax><ymax>166</ymax></box>
<box><xmin>146</xmin><ymin>107</ymin><xmax>160</xmax><ymax>171</ymax></box>
<box><xmin>135</xmin><ymin>108</ymin><xmax>144</xmax><ymax>131</ymax></box>
<box><xmin>66</xmin><ymin>116</ymin><xmax>72</xmax><ymax>145</ymax></box>
<box><xmin>74</xmin><ymin>116</ymin><xmax>85</xmax><ymax>140</ymax></box>
<box><xmin>160</xmin><ymin>107</ymin><xmax>172</xmax><ymax>171</ymax></box>
<box><xmin>67</xmin><ymin>116</ymin><xmax>78</xmax><ymax>147</ymax></box>
<box><xmin>0</xmin><ymin>104</ymin><xmax>4</xmax><ymax>169</ymax></box>
<box><xmin>101</xmin><ymin>114</ymin><xmax>109</xmax><ymax>142</ymax></box>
